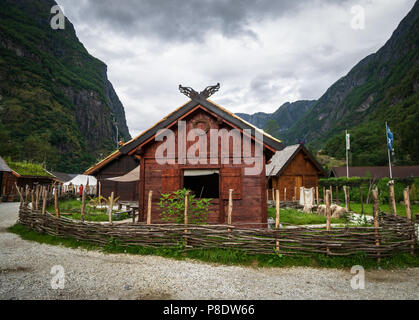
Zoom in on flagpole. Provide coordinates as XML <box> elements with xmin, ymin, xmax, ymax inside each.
<box><xmin>386</xmin><ymin>122</ymin><xmax>393</xmax><ymax>179</ymax></box>
<box><xmin>346</xmin><ymin>130</ymin><xmax>349</xmax><ymax>178</ymax></box>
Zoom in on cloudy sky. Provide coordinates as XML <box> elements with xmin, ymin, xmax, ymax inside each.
<box><xmin>56</xmin><ymin>0</ymin><xmax>415</xmax><ymax>137</ymax></box>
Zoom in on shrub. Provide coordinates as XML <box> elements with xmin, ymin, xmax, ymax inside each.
<box><xmin>158</xmin><ymin>189</ymin><xmax>211</xmax><ymax>224</ymax></box>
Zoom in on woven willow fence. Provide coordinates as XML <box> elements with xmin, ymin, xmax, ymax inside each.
<box><xmin>18</xmin><ymin>205</ymin><xmax>416</xmax><ymax>258</ymax></box>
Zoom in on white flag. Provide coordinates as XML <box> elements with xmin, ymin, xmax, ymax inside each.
<box><xmin>346</xmin><ymin>133</ymin><xmax>350</xmax><ymax>150</ymax></box>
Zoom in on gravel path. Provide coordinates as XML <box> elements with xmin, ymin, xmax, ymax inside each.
<box><xmin>0</xmin><ymin>202</ymin><xmax>418</xmax><ymax>300</ymax></box>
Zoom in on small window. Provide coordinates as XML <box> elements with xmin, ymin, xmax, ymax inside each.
<box><xmin>184</xmin><ymin>170</ymin><xmax>219</xmax><ymax>198</ymax></box>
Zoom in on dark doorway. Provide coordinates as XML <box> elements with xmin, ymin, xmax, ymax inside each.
<box><xmin>184</xmin><ymin>173</ymin><xmax>219</xmax><ymax>198</ymax></box>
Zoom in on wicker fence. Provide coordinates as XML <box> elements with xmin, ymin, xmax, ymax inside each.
<box><xmin>18</xmin><ymin>205</ymin><xmax>416</xmax><ymax>258</ymax></box>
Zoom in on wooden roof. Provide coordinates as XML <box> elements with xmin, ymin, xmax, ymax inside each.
<box><xmin>266</xmin><ymin>144</ymin><xmax>326</xmax><ymax>177</ymax></box>
<box><xmin>85</xmin><ymin>96</ymin><xmax>284</xmax><ymax>175</ymax></box>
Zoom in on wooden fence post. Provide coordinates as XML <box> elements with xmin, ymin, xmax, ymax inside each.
<box><xmin>343</xmin><ymin>186</ymin><xmax>348</xmax><ymax>210</ymax></box>
<box><xmin>316</xmin><ymin>186</ymin><xmax>319</xmax><ymax>205</ymax></box>
<box><xmin>388</xmin><ymin>180</ymin><xmax>397</xmax><ymax>216</ymax></box>
<box><xmin>325</xmin><ymin>190</ymin><xmax>331</xmax><ymax>256</ymax></box>
<box><xmin>294</xmin><ymin>186</ymin><xmax>297</xmax><ymax>202</ymax></box>
<box><xmin>275</xmin><ymin>189</ymin><xmax>280</xmax><ymax>252</ymax></box>
<box><xmin>372</xmin><ymin>187</ymin><xmax>380</xmax><ymax>264</ymax></box>
<box><xmin>266</xmin><ymin>189</ymin><xmax>269</xmax><ymax>203</ymax></box>
<box><xmin>227</xmin><ymin>189</ymin><xmax>233</xmax><ymax>234</ymax></box>
<box><xmin>31</xmin><ymin>189</ymin><xmax>34</xmax><ymax>212</ymax></box>
<box><xmin>15</xmin><ymin>183</ymin><xmax>23</xmax><ymax>208</ymax></box>
<box><xmin>42</xmin><ymin>187</ymin><xmax>47</xmax><ymax>215</ymax></box>
<box><xmin>403</xmin><ymin>187</ymin><xmax>414</xmax><ymax>256</ymax></box>
<box><xmin>25</xmin><ymin>185</ymin><xmax>29</xmax><ymax>208</ymax></box>
<box><xmin>108</xmin><ymin>192</ymin><xmax>114</xmax><ymax>225</ymax></box>
<box><xmin>323</xmin><ymin>187</ymin><xmax>326</xmax><ymax>204</ymax></box>
<box><xmin>54</xmin><ymin>188</ymin><xmax>60</xmax><ymax>218</ymax></box>
<box><xmin>272</xmin><ymin>188</ymin><xmax>275</xmax><ymax>202</ymax></box>
<box><xmin>147</xmin><ymin>190</ymin><xmax>153</xmax><ymax>225</ymax></box>
<box><xmin>81</xmin><ymin>187</ymin><xmax>86</xmax><ymax>222</ymax></box>
<box><xmin>184</xmin><ymin>191</ymin><xmax>189</xmax><ymax>245</ymax></box>
<box><xmin>98</xmin><ymin>181</ymin><xmax>101</xmax><ymax>199</ymax></box>
<box><xmin>284</xmin><ymin>188</ymin><xmax>287</xmax><ymax>202</ymax></box>
<box><xmin>348</xmin><ymin>187</ymin><xmax>351</xmax><ymax>211</ymax></box>
<box><xmin>35</xmin><ymin>185</ymin><xmax>39</xmax><ymax>210</ymax></box>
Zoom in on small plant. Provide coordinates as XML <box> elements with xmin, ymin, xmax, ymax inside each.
<box><xmin>88</xmin><ymin>196</ymin><xmax>106</xmax><ymax>211</ymax></box>
<box><xmin>158</xmin><ymin>189</ymin><xmax>211</xmax><ymax>224</ymax></box>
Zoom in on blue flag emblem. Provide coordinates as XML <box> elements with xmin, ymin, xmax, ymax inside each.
<box><xmin>386</xmin><ymin>124</ymin><xmax>393</xmax><ymax>151</ymax></box>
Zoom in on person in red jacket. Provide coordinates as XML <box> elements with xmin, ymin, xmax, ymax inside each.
<box><xmin>79</xmin><ymin>184</ymin><xmax>84</xmax><ymax>197</ymax></box>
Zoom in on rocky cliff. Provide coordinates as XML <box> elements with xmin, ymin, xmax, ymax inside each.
<box><xmin>0</xmin><ymin>0</ymin><xmax>131</xmax><ymax>172</ymax></box>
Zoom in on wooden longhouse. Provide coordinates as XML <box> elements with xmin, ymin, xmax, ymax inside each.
<box><xmin>85</xmin><ymin>85</ymin><xmax>284</xmax><ymax>225</ymax></box>
<box><xmin>266</xmin><ymin>144</ymin><xmax>325</xmax><ymax>201</ymax></box>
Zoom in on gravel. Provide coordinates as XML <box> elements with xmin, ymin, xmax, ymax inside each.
<box><xmin>0</xmin><ymin>202</ymin><xmax>418</xmax><ymax>300</ymax></box>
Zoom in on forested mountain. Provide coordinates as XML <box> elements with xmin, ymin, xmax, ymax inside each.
<box><xmin>239</xmin><ymin>1</ymin><xmax>418</xmax><ymax>166</ymax></box>
<box><xmin>236</xmin><ymin>100</ymin><xmax>316</xmax><ymax>138</ymax></box>
<box><xmin>283</xmin><ymin>1</ymin><xmax>419</xmax><ymax>166</ymax></box>
<box><xmin>0</xmin><ymin>0</ymin><xmax>131</xmax><ymax>172</ymax></box>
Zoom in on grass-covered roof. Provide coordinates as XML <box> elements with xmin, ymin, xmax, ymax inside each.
<box><xmin>8</xmin><ymin>160</ymin><xmax>52</xmax><ymax>177</ymax></box>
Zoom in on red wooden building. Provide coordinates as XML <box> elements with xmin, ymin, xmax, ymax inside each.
<box><xmin>85</xmin><ymin>88</ymin><xmax>283</xmax><ymax>225</ymax></box>
<box><xmin>266</xmin><ymin>144</ymin><xmax>325</xmax><ymax>201</ymax></box>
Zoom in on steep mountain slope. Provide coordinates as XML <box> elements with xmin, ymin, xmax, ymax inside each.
<box><xmin>236</xmin><ymin>100</ymin><xmax>316</xmax><ymax>137</ymax></box>
<box><xmin>282</xmin><ymin>1</ymin><xmax>419</xmax><ymax>165</ymax></box>
<box><xmin>0</xmin><ymin>0</ymin><xmax>131</xmax><ymax>172</ymax></box>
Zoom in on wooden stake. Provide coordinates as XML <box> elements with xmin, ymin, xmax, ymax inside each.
<box><xmin>42</xmin><ymin>187</ymin><xmax>47</xmax><ymax>215</ymax></box>
<box><xmin>348</xmin><ymin>186</ymin><xmax>351</xmax><ymax>211</ymax></box>
<box><xmin>284</xmin><ymin>188</ymin><xmax>287</xmax><ymax>201</ymax></box>
<box><xmin>31</xmin><ymin>189</ymin><xmax>34</xmax><ymax>212</ymax></box>
<box><xmin>15</xmin><ymin>183</ymin><xmax>23</xmax><ymax>208</ymax></box>
<box><xmin>35</xmin><ymin>185</ymin><xmax>39</xmax><ymax>210</ymax></box>
<box><xmin>275</xmin><ymin>189</ymin><xmax>280</xmax><ymax>252</ymax></box>
<box><xmin>272</xmin><ymin>188</ymin><xmax>275</xmax><ymax>202</ymax></box>
<box><xmin>403</xmin><ymin>187</ymin><xmax>414</xmax><ymax>256</ymax></box>
<box><xmin>325</xmin><ymin>190</ymin><xmax>331</xmax><ymax>256</ymax></box>
<box><xmin>372</xmin><ymin>187</ymin><xmax>380</xmax><ymax>263</ymax></box>
<box><xmin>98</xmin><ymin>181</ymin><xmax>101</xmax><ymax>199</ymax></box>
<box><xmin>388</xmin><ymin>180</ymin><xmax>397</xmax><ymax>216</ymax></box>
<box><xmin>323</xmin><ymin>187</ymin><xmax>326</xmax><ymax>204</ymax></box>
<box><xmin>266</xmin><ymin>189</ymin><xmax>269</xmax><ymax>203</ymax></box>
<box><xmin>294</xmin><ymin>186</ymin><xmax>297</xmax><ymax>202</ymax></box>
<box><xmin>227</xmin><ymin>189</ymin><xmax>233</xmax><ymax>235</ymax></box>
<box><xmin>81</xmin><ymin>187</ymin><xmax>86</xmax><ymax>222</ymax></box>
<box><xmin>316</xmin><ymin>186</ymin><xmax>319</xmax><ymax>205</ymax></box>
<box><xmin>343</xmin><ymin>186</ymin><xmax>348</xmax><ymax>210</ymax></box>
<box><xmin>147</xmin><ymin>190</ymin><xmax>153</xmax><ymax>225</ymax></box>
<box><xmin>54</xmin><ymin>188</ymin><xmax>60</xmax><ymax>218</ymax></box>
<box><xmin>108</xmin><ymin>192</ymin><xmax>114</xmax><ymax>225</ymax></box>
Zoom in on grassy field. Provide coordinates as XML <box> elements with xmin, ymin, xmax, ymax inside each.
<box><xmin>267</xmin><ymin>207</ymin><xmax>347</xmax><ymax>225</ymax></box>
<box><xmin>46</xmin><ymin>199</ymin><xmax>130</xmax><ymax>222</ymax></box>
<box><xmin>349</xmin><ymin>202</ymin><xmax>419</xmax><ymax>220</ymax></box>
<box><xmin>9</xmin><ymin>223</ymin><xmax>419</xmax><ymax>269</ymax></box>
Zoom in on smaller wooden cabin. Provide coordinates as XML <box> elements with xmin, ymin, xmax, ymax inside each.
<box><xmin>266</xmin><ymin>144</ymin><xmax>325</xmax><ymax>201</ymax></box>
<box><xmin>0</xmin><ymin>156</ymin><xmax>12</xmax><ymax>200</ymax></box>
<box><xmin>1</xmin><ymin>159</ymin><xmax>55</xmax><ymax>201</ymax></box>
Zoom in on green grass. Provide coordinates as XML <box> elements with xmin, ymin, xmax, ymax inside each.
<box><xmin>267</xmin><ymin>208</ymin><xmax>347</xmax><ymax>225</ymax></box>
<box><xmin>349</xmin><ymin>202</ymin><xmax>419</xmax><ymax>220</ymax></box>
<box><xmin>46</xmin><ymin>199</ymin><xmax>130</xmax><ymax>222</ymax></box>
<box><xmin>8</xmin><ymin>223</ymin><xmax>419</xmax><ymax>269</ymax></box>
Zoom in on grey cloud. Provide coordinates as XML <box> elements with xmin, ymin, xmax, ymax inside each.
<box><xmin>59</xmin><ymin>0</ymin><xmax>350</xmax><ymax>42</ymax></box>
